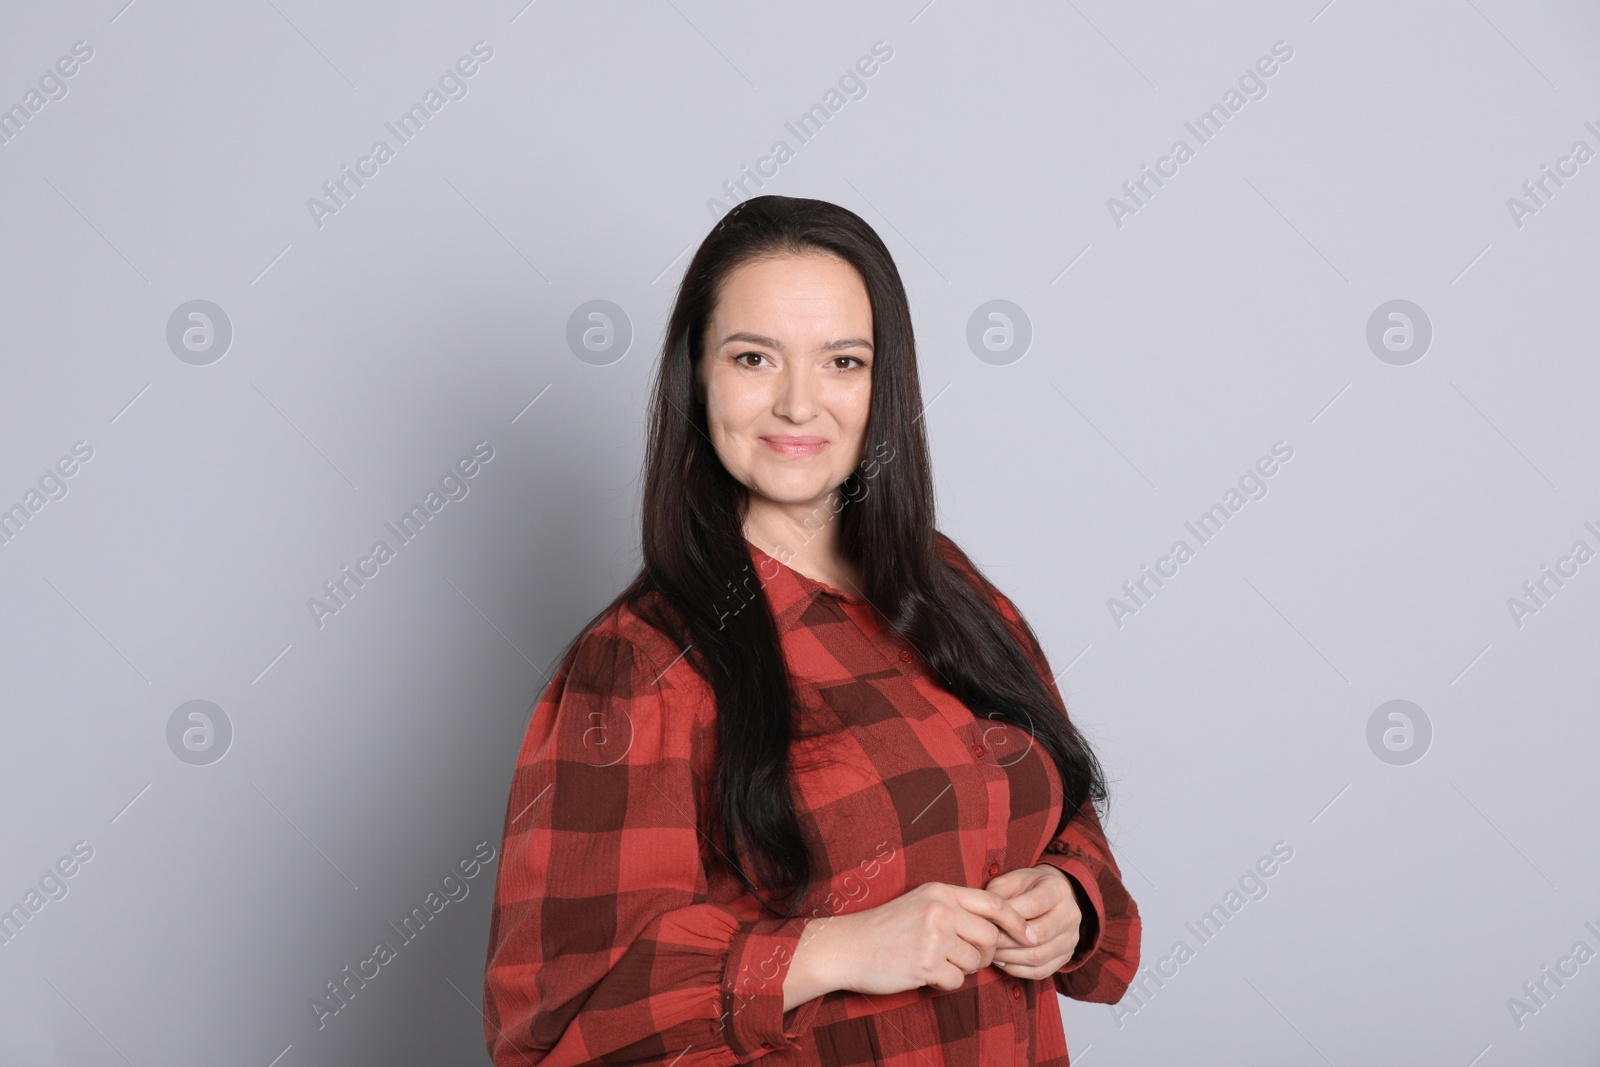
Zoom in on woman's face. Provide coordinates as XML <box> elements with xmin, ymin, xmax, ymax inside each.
<box><xmin>699</xmin><ymin>251</ymin><xmax>874</xmax><ymax>515</ymax></box>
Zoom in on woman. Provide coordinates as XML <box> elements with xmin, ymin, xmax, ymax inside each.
<box><xmin>481</xmin><ymin>195</ymin><xmax>1140</xmax><ymax>1065</ymax></box>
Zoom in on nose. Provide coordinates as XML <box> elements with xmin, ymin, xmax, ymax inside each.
<box><xmin>772</xmin><ymin>361</ymin><xmax>819</xmax><ymax>423</ymax></box>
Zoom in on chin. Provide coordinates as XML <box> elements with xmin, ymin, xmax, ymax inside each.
<box><xmin>748</xmin><ymin>474</ymin><xmax>840</xmax><ymax>507</ymax></box>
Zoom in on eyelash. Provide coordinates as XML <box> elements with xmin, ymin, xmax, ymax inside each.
<box><xmin>733</xmin><ymin>352</ymin><xmax>868</xmax><ymax>370</ymax></box>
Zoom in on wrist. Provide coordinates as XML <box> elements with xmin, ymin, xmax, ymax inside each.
<box><xmin>783</xmin><ymin>914</ymin><xmax>849</xmax><ymax>1011</ymax></box>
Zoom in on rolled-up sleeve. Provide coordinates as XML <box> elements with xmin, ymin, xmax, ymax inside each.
<box><xmin>482</xmin><ymin>627</ymin><xmax>826</xmax><ymax>1065</ymax></box>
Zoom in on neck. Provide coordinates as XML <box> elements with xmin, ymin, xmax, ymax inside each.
<box><xmin>742</xmin><ymin>489</ymin><xmax>862</xmax><ymax>597</ymax></box>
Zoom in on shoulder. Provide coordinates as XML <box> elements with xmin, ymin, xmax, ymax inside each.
<box><xmin>529</xmin><ymin>592</ymin><xmax>714</xmax><ymax>768</ymax></box>
<box><xmin>554</xmin><ymin>591</ymin><xmax>707</xmax><ymax>712</ymax></box>
<box><xmin>932</xmin><ymin>529</ymin><xmax>990</xmax><ymax>589</ymax></box>
<box><xmin>934</xmin><ymin>527</ymin><xmax>979</xmax><ymax>585</ymax></box>
<box><xmin>933</xmin><ymin>530</ymin><xmax>1024</xmax><ymax>624</ymax></box>
<box><xmin>931</xmin><ymin>530</ymin><xmax>1059</xmax><ymax>685</ymax></box>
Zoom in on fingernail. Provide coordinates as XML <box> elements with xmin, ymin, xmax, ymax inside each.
<box><xmin>1026</xmin><ymin>924</ymin><xmax>1041</xmax><ymax>945</ymax></box>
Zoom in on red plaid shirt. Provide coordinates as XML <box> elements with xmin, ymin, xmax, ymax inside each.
<box><xmin>482</xmin><ymin>534</ymin><xmax>1140</xmax><ymax>1065</ymax></box>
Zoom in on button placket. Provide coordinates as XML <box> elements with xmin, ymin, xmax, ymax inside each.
<box><xmin>969</xmin><ymin>724</ymin><xmax>1009</xmax><ymax>887</ymax></box>
<box><xmin>888</xmin><ymin>626</ymin><xmax>1013</xmax><ymax>892</ymax></box>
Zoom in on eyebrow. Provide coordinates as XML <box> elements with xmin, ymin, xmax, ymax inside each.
<box><xmin>717</xmin><ymin>331</ymin><xmax>874</xmax><ymax>354</ymax></box>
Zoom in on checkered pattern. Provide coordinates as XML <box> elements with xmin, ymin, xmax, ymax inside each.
<box><xmin>482</xmin><ymin>534</ymin><xmax>1140</xmax><ymax>1065</ymax></box>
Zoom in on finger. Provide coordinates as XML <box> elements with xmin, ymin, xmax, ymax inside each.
<box><xmin>992</xmin><ymin>917</ymin><xmax>1041</xmax><ymax>951</ymax></box>
<box><xmin>992</xmin><ymin>939</ymin><xmax>1051</xmax><ymax>968</ymax></box>
<box><xmin>981</xmin><ymin>870</ymin><xmax>1026</xmax><ymax>896</ymax></box>
<box><xmin>1007</xmin><ymin>871</ymin><xmax>1074</xmax><ymax>919</ymax></box>
<box><xmin>1007</xmin><ymin>911</ymin><xmax>1078</xmax><ymax>959</ymax></box>
<box><xmin>1010</xmin><ymin>949</ymin><xmax>1075</xmax><ymax>981</ymax></box>
<box><xmin>930</xmin><ymin>961</ymin><xmax>967</xmax><ymax>991</ymax></box>
<box><xmin>949</xmin><ymin>887</ymin><xmax>1032</xmax><ymax>946</ymax></box>
<box><xmin>995</xmin><ymin>889</ymin><xmax>1049</xmax><ymax>931</ymax></box>
<box><xmin>949</xmin><ymin>909</ymin><xmax>999</xmax><ymax>968</ymax></box>
<box><xmin>995</xmin><ymin>926</ymin><xmax>1079</xmax><ymax>971</ymax></box>
<box><xmin>946</xmin><ymin>932</ymin><xmax>986</xmax><ymax>975</ymax></box>
<box><xmin>994</xmin><ymin>930</ymin><xmax>1074</xmax><ymax>966</ymax></box>
<box><xmin>995</xmin><ymin>906</ymin><xmax>1075</xmax><ymax>960</ymax></box>
<box><xmin>995</xmin><ymin>920</ymin><xmax>1062</xmax><ymax>958</ymax></box>
<box><xmin>993</xmin><ymin>959</ymin><xmax>1051</xmax><ymax>981</ymax></box>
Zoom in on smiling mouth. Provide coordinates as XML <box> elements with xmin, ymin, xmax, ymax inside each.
<box><xmin>759</xmin><ymin>436</ymin><xmax>828</xmax><ymax>456</ymax></box>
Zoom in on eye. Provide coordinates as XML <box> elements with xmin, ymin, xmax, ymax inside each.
<box><xmin>830</xmin><ymin>355</ymin><xmax>868</xmax><ymax>370</ymax></box>
<box><xmin>734</xmin><ymin>350</ymin><xmax>768</xmax><ymax>368</ymax></box>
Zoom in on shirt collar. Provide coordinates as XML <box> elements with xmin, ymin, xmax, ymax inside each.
<box><xmin>743</xmin><ymin>538</ymin><xmax>867</xmax><ymax>610</ymax></box>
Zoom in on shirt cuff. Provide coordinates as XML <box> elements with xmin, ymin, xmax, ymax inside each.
<box><xmin>720</xmin><ymin>915</ymin><xmax>828</xmax><ymax>1059</ymax></box>
<box><xmin>1035</xmin><ymin>855</ymin><xmax>1104</xmax><ymax>974</ymax></box>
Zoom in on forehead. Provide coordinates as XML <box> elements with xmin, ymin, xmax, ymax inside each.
<box><xmin>708</xmin><ymin>252</ymin><xmax>872</xmax><ymax>341</ymax></box>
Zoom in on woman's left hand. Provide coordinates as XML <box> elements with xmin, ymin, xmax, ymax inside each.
<box><xmin>978</xmin><ymin>864</ymin><xmax>1083</xmax><ymax>979</ymax></box>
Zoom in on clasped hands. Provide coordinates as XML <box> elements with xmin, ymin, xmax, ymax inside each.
<box><xmin>980</xmin><ymin>862</ymin><xmax>1084</xmax><ymax>980</ymax></box>
<box><xmin>800</xmin><ymin>861</ymin><xmax>1089</xmax><ymax>1000</ymax></box>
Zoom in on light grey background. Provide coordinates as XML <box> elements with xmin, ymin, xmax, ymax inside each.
<box><xmin>2</xmin><ymin>1</ymin><xmax>1597</xmax><ymax>1064</ymax></box>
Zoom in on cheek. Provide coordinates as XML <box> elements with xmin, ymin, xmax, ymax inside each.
<box><xmin>850</xmin><ymin>392</ymin><xmax>873</xmax><ymax>429</ymax></box>
<box><xmin>835</xmin><ymin>387</ymin><xmax>873</xmax><ymax>442</ymax></box>
<box><xmin>703</xmin><ymin>378</ymin><xmax>765</xmax><ymax>461</ymax></box>
<box><xmin>706</xmin><ymin>368</ymin><xmax>768</xmax><ymax>423</ymax></box>
<box><xmin>703</xmin><ymin>402</ymin><xmax>742</xmax><ymax>465</ymax></box>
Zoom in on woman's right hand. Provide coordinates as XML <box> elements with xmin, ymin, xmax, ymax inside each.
<box><xmin>821</xmin><ymin>881</ymin><xmax>1037</xmax><ymax>997</ymax></box>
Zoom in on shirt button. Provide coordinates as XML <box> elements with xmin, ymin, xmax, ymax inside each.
<box><xmin>988</xmin><ymin>862</ymin><xmax>1001</xmax><ymax>877</ymax></box>
<box><xmin>898</xmin><ymin>649</ymin><xmax>913</xmax><ymax>661</ymax></box>
<box><xmin>971</xmin><ymin>743</ymin><xmax>985</xmax><ymax>758</ymax></box>
<box><xmin>1011</xmin><ymin>984</ymin><xmax>1022</xmax><ymax>1000</ymax></box>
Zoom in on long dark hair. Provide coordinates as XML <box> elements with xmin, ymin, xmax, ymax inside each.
<box><xmin>561</xmin><ymin>194</ymin><xmax>1108</xmax><ymax>918</ymax></box>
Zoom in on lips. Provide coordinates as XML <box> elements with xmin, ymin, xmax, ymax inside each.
<box><xmin>759</xmin><ymin>435</ymin><xmax>828</xmax><ymax>457</ymax></box>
